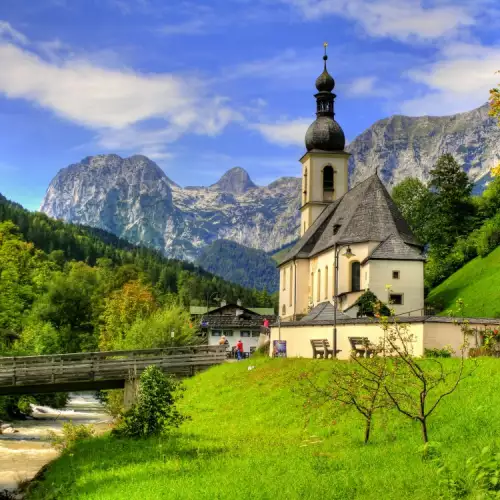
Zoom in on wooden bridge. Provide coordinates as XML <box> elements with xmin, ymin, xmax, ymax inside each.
<box><xmin>0</xmin><ymin>345</ymin><xmax>227</xmax><ymax>397</ymax></box>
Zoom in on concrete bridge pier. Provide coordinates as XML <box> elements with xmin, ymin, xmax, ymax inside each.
<box><xmin>123</xmin><ymin>379</ymin><xmax>139</xmax><ymax>410</ymax></box>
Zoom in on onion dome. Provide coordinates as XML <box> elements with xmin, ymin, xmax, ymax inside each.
<box><xmin>305</xmin><ymin>43</ymin><xmax>346</xmax><ymax>152</ymax></box>
<box><xmin>315</xmin><ymin>56</ymin><xmax>335</xmax><ymax>92</ymax></box>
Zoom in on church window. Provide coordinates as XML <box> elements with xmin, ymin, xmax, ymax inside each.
<box><xmin>351</xmin><ymin>262</ymin><xmax>361</xmax><ymax>292</ymax></box>
<box><xmin>324</xmin><ymin>266</ymin><xmax>329</xmax><ymax>299</ymax></box>
<box><xmin>392</xmin><ymin>270</ymin><xmax>400</xmax><ymax>280</ymax></box>
<box><xmin>317</xmin><ymin>269</ymin><xmax>321</xmax><ymax>302</ymax></box>
<box><xmin>303</xmin><ymin>222</ymin><xmax>307</xmax><ymax>233</ymax></box>
<box><xmin>282</xmin><ymin>269</ymin><xmax>285</xmax><ymax>291</ymax></box>
<box><xmin>323</xmin><ymin>166</ymin><xmax>334</xmax><ymax>191</ymax></box>
<box><xmin>289</xmin><ymin>265</ymin><xmax>293</xmax><ymax>307</ymax></box>
<box><xmin>389</xmin><ymin>293</ymin><xmax>403</xmax><ymax>305</ymax></box>
<box><xmin>282</xmin><ymin>304</ymin><xmax>286</xmax><ymax>316</ymax></box>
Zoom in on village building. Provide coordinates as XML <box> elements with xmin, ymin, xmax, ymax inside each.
<box><xmin>197</xmin><ymin>303</ymin><xmax>275</xmax><ymax>355</ymax></box>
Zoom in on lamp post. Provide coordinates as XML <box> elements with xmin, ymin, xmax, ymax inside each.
<box><xmin>333</xmin><ymin>243</ymin><xmax>355</xmax><ymax>358</ymax></box>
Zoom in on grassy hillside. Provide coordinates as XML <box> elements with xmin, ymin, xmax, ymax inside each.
<box><xmin>427</xmin><ymin>246</ymin><xmax>500</xmax><ymax>317</ymax></box>
<box><xmin>28</xmin><ymin>357</ymin><xmax>500</xmax><ymax>500</ymax></box>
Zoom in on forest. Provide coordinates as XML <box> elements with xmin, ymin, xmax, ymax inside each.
<box><xmin>0</xmin><ymin>194</ymin><xmax>275</xmax><ymax>418</ymax></box>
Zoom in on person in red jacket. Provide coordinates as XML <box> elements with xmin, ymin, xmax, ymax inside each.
<box><xmin>236</xmin><ymin>339</ymin><xmax>244</xmax><ymax>360</ymax></box>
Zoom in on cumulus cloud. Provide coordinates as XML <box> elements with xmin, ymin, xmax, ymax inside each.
<box><xmin>400</xmin><ymin>42</ymin><xmax>500</xmax><ymax>116</ymax></box>
<box><xmin>0</xmin><ymin>23</ymin><xmax>241</xmax><ymax>158</ymax></box>
<box><xmin>250</xmin><ymin>118</ymin><xmax>310</xmax><ymax>147</ymax></box>
<box><xmin>282</xmin><ymin>0</ymin><xmax>474</xmax><ymax>42</ymax></box>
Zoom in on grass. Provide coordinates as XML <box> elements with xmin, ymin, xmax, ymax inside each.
<box><xmin>26</xmin><ymin>357</ymin><xmax>500</xmax><ymax>500</ymax></box>
<box><xmin>428</xmin><ymin>245</ymin><xmax>500</xmax><ymax>317</ymax></box>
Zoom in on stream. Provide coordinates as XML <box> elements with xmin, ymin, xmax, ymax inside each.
<box><xmin>0</xmin><ymin>393</ymin><xmax>113</xmax><ymax>495</ymax></box>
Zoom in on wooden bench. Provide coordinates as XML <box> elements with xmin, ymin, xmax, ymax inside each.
<box><xmin>348</xmin><ymin>337</ymin><xmax>375</xmax><ymax>358</ymax></box>
<box><xmin>311</xmin><ymin>339</ymin><xmax>341</xmax><ymax>359</ymax></box>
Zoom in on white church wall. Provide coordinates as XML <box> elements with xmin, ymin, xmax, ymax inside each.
<box><xmin>269</xmin><ymin>322</ymin><xmax>425</xmax><ymax>360</ymax></box>
<box><xmin>369</xmin><ymin>260</ymin><xmax>425</xmax><ymax>315</ymax></box>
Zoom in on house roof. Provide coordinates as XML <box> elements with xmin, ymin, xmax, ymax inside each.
<box><xmin>278</xmin><ymin>174</ymin><xmax>424</xmax><ymax>265</ymax></box>
<box><xmin>300</xmin><ymin>302</ymin><xmax>352</xmax><ymax>322</ymax></box>
<box><xmin>190</xmin><ymin>305</ymin><xmax>275</xmax><ymax>316</ymax></box>
<box><xmin>200</xmin><ymin>315</ymin><xmax>276</xmax><ymax>329</ymax></box>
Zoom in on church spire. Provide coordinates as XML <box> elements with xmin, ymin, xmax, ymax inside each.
<box><xmin>305</xmin><ymin>43</ymin><xmax>345</xmax><ymax>152</ymax></box>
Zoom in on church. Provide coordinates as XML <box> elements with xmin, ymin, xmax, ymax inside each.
<box><xmin>277</xmin><ymin>46</ymin><xmax>426</xmax><ymax>321</ymax></box>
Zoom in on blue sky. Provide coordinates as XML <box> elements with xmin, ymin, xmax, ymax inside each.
<box><xmin>0</xmin><ymin>0</ymin><xmax>499</xmax><ymax>210</ymax></box>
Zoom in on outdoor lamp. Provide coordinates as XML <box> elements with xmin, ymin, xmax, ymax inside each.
<box><xmin>342</xmin><ymin>246</ymin><xmax>355</xmax><ymax>259</ymax></box>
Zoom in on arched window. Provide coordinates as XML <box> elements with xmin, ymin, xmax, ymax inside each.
<box><xmin>324</xmin><ymin>266</ymin><xmax>329</xmax><ymax>299</ymax></box>
<box><xmin>317</xmin><ymin>269</ymin><xmax>321</xmax><ymax>302</ymax></box>
<box><xmin>282</xmin><ymin>304</ymin><xmax>286</xmax><ymax>316</ymax></box>
<box><xmin>289</xmin><ymin>265</ymin><xmax>293</xmax><ymax>307</ymax></box>
<box><xmin>323</xmin><ymin>165</ymin><xmax>334</xmax><ymax>201</ymax></box>
<box><xmin>351</xmin><ymin>262</ymin><xmax>361</xmax><ymax>292</ymax></box>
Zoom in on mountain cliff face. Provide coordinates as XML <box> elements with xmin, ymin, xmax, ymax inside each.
<box><xmin>347</xmin><ymin>104</ymin><xmax>500</xmax><ymax>187</ymax></box>
<box><xmin>40</xmin><ymin>155</ymin><xmax>301</xmax><ymax>260</ymax></box>
<box><xmin>40</xmin><ymin>104</ymin><xmax>500</xmax><ymax>262</ymax></box>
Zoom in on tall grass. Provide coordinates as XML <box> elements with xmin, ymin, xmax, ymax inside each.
<box><xmin>27</xmin><ymin>357</ymin><xmax>500</xmax><ymax>500</ymax></box>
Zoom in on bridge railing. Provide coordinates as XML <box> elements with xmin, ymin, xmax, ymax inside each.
<box><xmin>0</xmin><ymin>345</ymin><xmax>227</xmax><ymax>392</ymax></box>
<box><xmin>0</xmin><ymin>345</ymin><xmax>225</xmax><ymax>365</ymax></box>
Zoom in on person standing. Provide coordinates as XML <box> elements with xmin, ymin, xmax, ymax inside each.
<box><xmin>236</xmin><ymin>339</ymin><xmax>244</xmax><ymax>361</ymax></box>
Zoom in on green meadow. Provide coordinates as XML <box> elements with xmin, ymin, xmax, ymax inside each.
<box><xmin>27</xmin><ymin>357</ymin><xmax>500</xmax><ymax>500</ymax></box>
<box><xmin>428</xmin><ymin>246</ymin><xmax>500</xmax><ymax>318</ymax></box>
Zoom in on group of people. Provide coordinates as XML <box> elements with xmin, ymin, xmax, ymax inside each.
<box><xmin>218</xmin><ymin>335</ymin><xmax>244</xmax><ymax>360</ymax></box>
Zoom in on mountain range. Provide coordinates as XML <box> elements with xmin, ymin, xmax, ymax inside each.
<box><xmin>40</xmin><ymin>103</ymin><xmax>500</xmax><ymax>274</ymax></box>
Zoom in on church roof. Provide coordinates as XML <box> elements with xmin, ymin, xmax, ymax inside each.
<box><xmin>278</xmin><ymin>174</ymin><xmax>424</xmax><ymax>265</ymax></box>
<box><xmin>300</xmin><ymin>302</ymin><xmax>351</xmax><ymax>322</ymax></box>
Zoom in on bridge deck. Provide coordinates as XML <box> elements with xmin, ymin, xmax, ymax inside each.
<box><xmin>0</xmin><ymin>345</ymin><xmax>227</xmax><ymax>395</ymax></box>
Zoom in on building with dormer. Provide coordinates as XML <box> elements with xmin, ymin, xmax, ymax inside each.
<box><xmin>277</xmin><ymin>47</ymin><xmax>425</xmax><ymax>320</ymax></box>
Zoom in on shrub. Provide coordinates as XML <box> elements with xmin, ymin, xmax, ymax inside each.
<box><xmin>439</xmin><ymin>447</ymin><xmax>500</xmax><ymax>498</ymax></box>
<box><xmin>48</xmin><ymin>421</ymin><xmax>95</xmax><ymax>451</ymax></box>
<box><xmin>113</xmin><ymin>366</ymin><xmax>189</xmax><ymax>438</ymax></box>
<box><xmin>255</xmin><ymin>340</ymin><xmax>270</xmax><ymax>356</ymax></box>
<box><xmin>424</xmin><ymin>347</ymin><xmax>452</xmax><ymax>358</ymax></box>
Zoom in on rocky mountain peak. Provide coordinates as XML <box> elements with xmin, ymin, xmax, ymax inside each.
<box><xmin>211</xmin><ymin>167</ymin><xmax>256</xmax><ymax>194</ymax></box>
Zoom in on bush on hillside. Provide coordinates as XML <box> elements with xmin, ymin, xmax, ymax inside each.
<box><xmin>48</xmin><ymin>421</ymin><xmax>95</xmax><ymax>451</ymax></box>
<box><xmin>113</xmin><ymin>366</ymin><xmax>189</xmax><ymax>438</ymax></box>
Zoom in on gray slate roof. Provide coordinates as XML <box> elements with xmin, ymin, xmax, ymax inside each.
<box><xmin>278</xmin><ymin>174</ymin><xmax>424</xmax><ymax>265</ymax></box>
<box><xmin>300</xmin><ymin>302</ymin><xmax>351</xmax><ymax>322</ymax></box>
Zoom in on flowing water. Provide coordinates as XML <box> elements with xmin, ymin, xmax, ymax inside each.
<box><xmin>0</xmin><ymin>393</ymin><xmax>112</xmax><ymax>495</ymax></box>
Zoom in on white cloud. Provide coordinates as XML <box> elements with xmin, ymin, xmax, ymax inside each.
<box><xmin>282</xmin><ymin>0</ymin><xmax>474</xmax><ymax>42</ymax></box>
<box><xmin>401</xmin><ymin>42</ymin><xmax>500</xmax><ymax>116</ymax></box>
<box><xmin>250</xmin><ymin>118</ymin><xmax>310</xmax><ymax>147</ymax></box>
<box><xmin>0</xmin><ymin>21</ymin><xmax>29</xmax><ymax>45</ymax></box>
<box><xmin>159</xmin><ymin>19</ymin><xmax>207</xmax><ymax>36</ymax></box>
<box><xmin>0</xmin><ymin>24</ymin><xmax>241</xmax><ymax>157</ymax></box>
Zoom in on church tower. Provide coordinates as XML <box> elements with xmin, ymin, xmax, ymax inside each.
<box><xmin>300</xmin><ymin>43</ymin><xmax>350</xmax><ymax>236</ymax></box>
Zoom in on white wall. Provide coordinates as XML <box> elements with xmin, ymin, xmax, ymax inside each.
<box><xmin>270</xmin><ymin>322</ymin><xmax>425</xmax><ymax>360</ymax></box>
<box><xmin>369</xmin><ymin>260</ymin><xmax>424</xmax><ymax>315</ymax></box>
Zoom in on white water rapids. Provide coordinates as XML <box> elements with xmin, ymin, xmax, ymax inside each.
<box><xmin>0</xmin><ymin>393</ymin><xmax>112</xmax><ymax>494</ymax></box>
